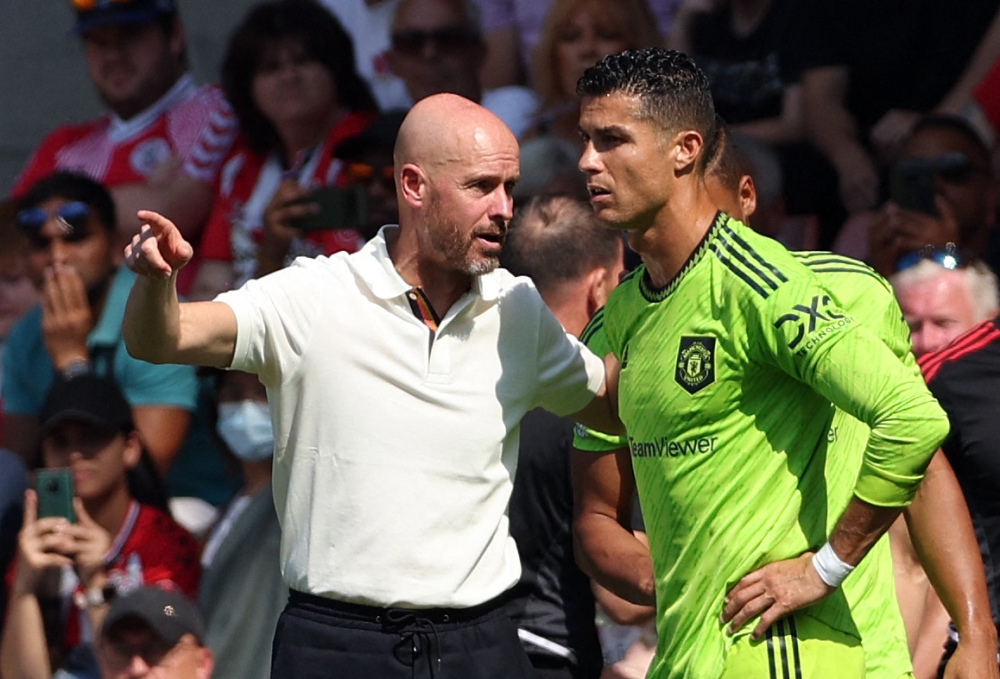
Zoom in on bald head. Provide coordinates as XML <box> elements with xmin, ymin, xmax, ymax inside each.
<box><xmin>392</xmin><ymin>93</ymin><xmax>520</xmax><ymax>280</ymax></box>
<box><xmin>395</xmin><ymin>93</ymin><xmax>516</xmax><ymax>175</ymax></box>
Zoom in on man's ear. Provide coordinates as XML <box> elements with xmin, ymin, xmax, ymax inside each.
<box><xmin>674</xmin><ymin>130</ymin><xmax>704</xmax><ymax>173</ymax></box>
<box><xmin>585</xmin><ymin>266</ymin><xmax>614</xmax><ymax>317</ymax></box>
<box><xmin>739</xmin><ymin>175</ymin><xmax>758</xmax><ymax>219</ymax></box>
<box><xmin>122</xmin><ymin>431</ymin><xmax>143</xmax><ymax>470</ymax></box>
<box><xmin>399</xmin><ymin>163</ymin><xmax>427</xmax><ymax>209</ymax></box>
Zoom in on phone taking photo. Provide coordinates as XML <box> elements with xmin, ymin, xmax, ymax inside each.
<box><xmin>292</xmin><ymin>186</ymin><xmax>368</xmax><ymax>232</ymax></box>
<box><xmin>35</xmin><ymin>468</ymin><xmax>76</xmax><ymax>523</ymax></box>
<box><xmin>889</xmin><ymin>162</ymin><xmax>939</xmax><ymax>217</ymax></box>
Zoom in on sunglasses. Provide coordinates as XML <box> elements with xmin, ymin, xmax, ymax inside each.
<box><xmin>895</xmin><ymin>242</ymin><xmax>970</xmax><ymax>272</ymax></box>
<box><xmin>894</xmin><ymin>152</ymin><xmax>983</xmax><ymax>185</ymax></box>
<box><xmin>391</xmin><ymin>26</ymin><xmax>480</xmax><ymax>56</ymax></box>
<box><xmin>342</xmin><ymin>162</ymin><xmax>395</xmax><ymax>187</ymax></box>
<box><xmin>16</xmin><ymin>201</ymin><xmax>93</xmax><ymax>250</ymax></box>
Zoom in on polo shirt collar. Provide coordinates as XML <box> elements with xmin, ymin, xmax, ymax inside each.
<box><xmin>355</xmin><ymin>225</ymin><xmax>503</xmax><ymax>303</ymax></box>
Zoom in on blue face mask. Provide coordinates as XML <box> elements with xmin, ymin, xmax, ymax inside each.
<box><xmin>217</xmin><ymin>401</ymin><xmax>274</xmax><ymax>462</ymax></box>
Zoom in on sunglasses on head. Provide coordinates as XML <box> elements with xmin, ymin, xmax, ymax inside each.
<box><xmin>895</xmin><ymin>152</ymin><xmax>982</xmax><ymax>185</ymax></box>
<box><xmin>895</xmin><ymin>242</ymin><xmax>970</xmax><ymax>272</ymax></box>
<box><xmin>16</xmin><ymin>201</ymin><xmax>93</xmax><ymax>250</ymax></box>
<box><xmin>342</xmin><ymin>162</ymin><xmax>395</xmax><ymax>187</ymax></box>
<box><xmin>391</xmin><ymin>26</ymin><xmax>480</xmax><ymax>56</ymax></box>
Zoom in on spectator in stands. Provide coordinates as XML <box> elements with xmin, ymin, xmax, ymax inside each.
<box><xmin>333</xmin><ymin>111</ymin><xmax>405</xmax><ymax>242</ymax></box>
<box><xmin>0</xmin><ymin>201</ymin><xmax>40</xmax><ymax>372</ymax></box>
<box><xmin>1</xmin><ymin>173</ymin><xmax>198</xmax><ymax>475</ymax></box>
<box><xmin>198</xmin><ymin>370</ymin><xmax>285</xmax><ymax>679</ymax></box>
<box><xmin>513</xmin><ymin>137</ymin><xmax>588</xmax><ymax>204</ymax></box>
<box><xmin>530</xmin><ymin>0</ymin><xmax>660</xmax><ymax>146</ymax></box>
<box><xmin>501</xmin><ymin>196</ymin><xmax>653</xmax><ymax>678</ymax></box>
<box><xmin>10</xmin><ymin>0</ymin><xmax>235</xmax><ymax>242</ymax></box>
<box><xmin>0</xmin><ymin>375</ymin><xmax>199</xmax><ymax>679</ymax></box>
<box><xmin>98</xmin><ymin>587</ymin><xmax>213</xmax><ymax>679</ymax></box>
<box><xmin>192</xmin><ymin>0</ymin><xmax>378</xmax><ymax>300</ymax></box>
<box><xmin>835</xmin><ymin>116</ymin><xmax>999</xmax><ymax>277</ymax></box>
<box><xmin>386</xmin><ymin>0</ymin><xmax>538</xmax><ymax>139</ymax></box>
<box><xmin>473</xmin><ymin>0</ymin><xmax>678</xmax><ymax>90</ymax></box>
<box><xmin>316</xmin><ymin>0</ymin><xmax>411</xmax><ymax>111</ymax></box>
<box><xmin>800</xmin><ymin>1</ymin><xmax>1000</xmax><ymax>218</ymax></box>
<box><xmin>891</xmin><ymin>255</ymin><xmax>1000</xmax><ymax>358</ymax></box>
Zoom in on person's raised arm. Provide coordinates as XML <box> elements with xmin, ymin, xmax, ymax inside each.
<box><xmin>122</xmin><ymin>210</ymin><xmax>237</xmax><ymax>368</ymax></box>
<box><xmin>905</xmin><ymin>450</ymin><xmax>999</xmax><ymax>679</ymax></box>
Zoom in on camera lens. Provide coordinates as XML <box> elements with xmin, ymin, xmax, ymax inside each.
<box><xmin>46</xmin><ymin>480</ymin><xmax>59</xmax><ymax>493</ymax></box>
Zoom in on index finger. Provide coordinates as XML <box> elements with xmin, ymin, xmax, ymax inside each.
<box><xmin>136</xmin><ymin>210</ymin><xmax>177</xmax><ymax>237</ymax></box>
<box><xmin>23</xmin><ymin>489</ymin><xmax>37</xmax><ymax>527</ymax></box>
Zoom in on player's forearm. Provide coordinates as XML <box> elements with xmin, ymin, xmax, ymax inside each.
<box><xmin>0</xmin><ymin>591</ymin><xmax>52</xmax><ymax>679</ymax></box>
<box><xmin>904</xmin><ymin>451</ymin><xmax>996</xmax><ymax>646</ymax></box>
<box><xmin>828</xmin><ymin>496</ymin><xmax>902</xmax><ymax>567</ymax></box>
<box><xmin>123</xmin><ymin>274</ymin><xmax>184</xmax><ymax>364</ymax></box>
<box><xmin>574</xmin><ymin>513</ymin><xmax>656</xmax><ymax>607</ymax></box>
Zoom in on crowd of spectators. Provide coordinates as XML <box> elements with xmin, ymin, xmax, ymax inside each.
<box><xmin>4</xmin><ymin>0</ymin><xmax>1000</xmax><ymax>677</ymax></box>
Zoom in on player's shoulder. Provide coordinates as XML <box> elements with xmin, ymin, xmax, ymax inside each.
<box><xmin>792</xmin><ymin>250</ymin><xmax>890</xmax><ymax>291</ymax></box>
<box><xmin>706</xmin><ymin>213</ymin><xmax>810</xmax><ymax>302</ymax></box>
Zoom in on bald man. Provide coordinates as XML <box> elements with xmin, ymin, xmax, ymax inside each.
<box><xmin>120</xmin><ymin>93</ymin><xmax>618</xmax><ymax>679</ymax></box>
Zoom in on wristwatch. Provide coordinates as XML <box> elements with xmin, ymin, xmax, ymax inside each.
<box><xmin>73</xmin><ymin>583</ymin><xmax>117</xmax><ymax>609</ymax></box>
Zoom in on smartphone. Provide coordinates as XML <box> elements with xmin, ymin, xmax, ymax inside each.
<box><xmin>35</xmin><ymin>468</ymin><xmax>76</xmax><ymax>523</ymax></box>
<box><xmin>889</xmin><ymin>163</ymin><xmax>938</xmax><ymax>217</ymax></box>
<box><xmin>292</xmin><ymin>186</ymin><xmax>368</xmax><ymax>232</ymax></box>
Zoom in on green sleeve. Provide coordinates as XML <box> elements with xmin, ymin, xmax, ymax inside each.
<box><xmin>573</xmin><ymin>306</ymin><xmax>629</xmax><ymax>452</ymax></box>
<box><xmin>746</xmin><ymin>276</ymin><xmax>948</xmax><ymax>507</ymax></box>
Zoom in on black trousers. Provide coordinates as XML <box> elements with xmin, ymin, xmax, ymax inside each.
<box><xmin>271</xmin><ymin>590</ymin><xmax>536</xmax><ymax>679</ymax></box>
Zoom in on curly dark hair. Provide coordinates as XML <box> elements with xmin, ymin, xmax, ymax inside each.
<box><xmin>577</xmin><ymin>48</ymin><xmax>716</xmax><ymax>148</ymax></box>
<box><xmin>222</xmin><ymin>0</ymin><xmax>377</xmax><ymax>157</ymax></box>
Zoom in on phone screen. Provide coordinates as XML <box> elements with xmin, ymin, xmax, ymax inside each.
<box><xmin>292</xmin><ymin>186</ymin><xmax>368</xmax><ymax>232</ymax></box>
<box><xmin>36</xmin><ymin>468</ymin><xmax>76</xmax><ymax>523</ymax></box>
<box><xmin>889</xmin><ymin>164</ymin><xmax>938</xmax><ymax>217</ymax></box>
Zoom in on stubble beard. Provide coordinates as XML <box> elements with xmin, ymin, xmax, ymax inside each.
<box><xmin>426</xmin><ymin>197</ymin><xmax>502</xmax><ymax>277</ymax></box>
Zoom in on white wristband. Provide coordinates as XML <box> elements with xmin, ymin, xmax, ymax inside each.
<box><xmin>811</xmin><ymin>542</ymin><xmax>855</xmax><ymax>588</ymax></box>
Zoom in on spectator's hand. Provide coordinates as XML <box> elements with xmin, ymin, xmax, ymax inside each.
<box><xmin>870</xmin><ymin>109</ymin><xmax>922</xmax><ymax>159</ymax></box>
<box><xmin>943</xmin><ymin>637</ymin><xmax>1000</xmax><ymax>679</ymax></box>
<box><xmin>124</xmin><ymin>210</ymin><xmax>194</xmax><ymax>279</ymax></box>
<box><xmin>833</xmin><ymin>147</ymin><xmax>880</xmax><ymax>214</ymax></box>
<box><xmin>259</xmin><ymin>180</ymin><xmax>315</xmax><ymax>267</ymax></box>
<box><xmin>868</xmin><ymin>199</ymin><xmax>960</xmax><ymax>275</ymax></box>
<box><xmin>12</xmin><ymin>490</ymin><xmax>75</xmax><ymax>595</ymax></box>
<box><xmin>67</xmin><ymin>498</ymin><xmax>111</xmax><ymax>589</ymax></box>
<box><xmin>42</xmin><ymin>264</ymin><xmax>93</xmax><ymax>372</ymax></box>
<box><xmin>722</xmin><ymin>552</ymin><xmax>833</xmax><ymax>640</ymax></box>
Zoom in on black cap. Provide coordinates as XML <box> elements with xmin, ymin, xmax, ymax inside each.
<box><xmin>335</xmin><ymin>110</ymin><xmax>407</xmax><ymax>162</ymax></box>
<box><xmin>102</xmin><ymin>586</ymin><xmax>205</xmax><ymax>644</ymax></box>
<box><xmin>39</xmin><ymin>374</ymin><xmax>134</xmax><ymax>436</ymax></box>
<box><xmin>74</xmin><ymin>0</ymin><xmax>178</xmax><ymax>35</ymax></box>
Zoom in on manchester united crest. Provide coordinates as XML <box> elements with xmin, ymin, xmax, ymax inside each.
<box><xmin>676</xmin><ymin>336</ymin><xmax>715</xmax><ymax>394</ymax></box>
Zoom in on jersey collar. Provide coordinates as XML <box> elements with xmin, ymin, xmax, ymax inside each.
<box><xmin>640</xmin><ymin>211</ymin><xmax>726</xmax><ymax>302</ymax></box>
<box><xmin>107</xmin><ymin>74</ymin><xmax>197</xmax><ymax>144</ymax></box>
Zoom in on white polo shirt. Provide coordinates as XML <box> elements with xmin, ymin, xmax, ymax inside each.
<box><xmin>217</xmin><ymin>226</ymin><xmax>605</xmax><ymax>608</ymax></box>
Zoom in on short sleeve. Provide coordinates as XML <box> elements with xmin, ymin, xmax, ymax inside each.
<box><xmin>215</xmin><ymin>258</ymin><xmax>325</xmax><ymax>388</ymax></box>
<box><xmin>573</xmin><ymin>307</ymin><xmax>627</xmax><ymax>452</ymax></box>
<box><xmin>530</xmin><ymin>291</ymin><xmax>605</xmax><ymax>416</ymax></box>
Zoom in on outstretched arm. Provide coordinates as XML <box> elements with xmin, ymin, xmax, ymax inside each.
<box><xmin>122</xmin><ymin>210</ymin><xmax>237</xmax><ymax>368</ymax></box>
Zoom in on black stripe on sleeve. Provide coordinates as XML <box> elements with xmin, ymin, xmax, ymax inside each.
<box><xmin>721</xmin><ymin>223</ymin><xmax>788</xmax><ymax>282</ymax></box>
<box><xmin>788</xmin><ymin>616</ymin><xmax>803</xmax><ymax>679</ymax></box>
<box><xmin>766</xmin><ymin>627</ymin><xmax>778</xmax><ymax>679</ymax></box>
<box><xmin>710</xmin><ymin>243</ymin><xmax>770</xmax><ymax>298</ymax></box>
<box><xmin>717</xmin><ymin>234</ymin><xmax>780</xmax><ymax>291</ymax></box>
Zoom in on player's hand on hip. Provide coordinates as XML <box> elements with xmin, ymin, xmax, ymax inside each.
<box><xmin>125</xmin><ymin>210</ymin><xmax>194</xmax><ymax>279</ymax></box>
<box><xmin>721</xmin><ymin>552</ymin><xmax>834</xmax><ymax>640</ymax></box>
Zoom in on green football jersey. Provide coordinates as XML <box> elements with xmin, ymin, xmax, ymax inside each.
<box><xmin>793</xmin><ymin>252</ymin><xmax>915</xmax><ymax>679</ymax></box>
<box><xmin>595</xmin><ymin>214</ymin><xmax>947</xmax><ymax>678</ymax></box>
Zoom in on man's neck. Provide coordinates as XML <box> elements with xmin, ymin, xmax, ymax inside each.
<box><xmin>629</xmin><ymin>181</ymin><xmax>720</xmax><ymax>288</ymax></box>
<box><xmin>86</xmin><ymin>483</ymin><xmax>133</xmax><ymax>538</ymax></box>
<box><xmin>386</xmin><ymin>228</ymin><xmax>472</xmax><ymax>319</ymax></box>
<box><xmin>277</xmin><ymin>107</ymin><xmax>347</xmax><ymax>165</ymax></box>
